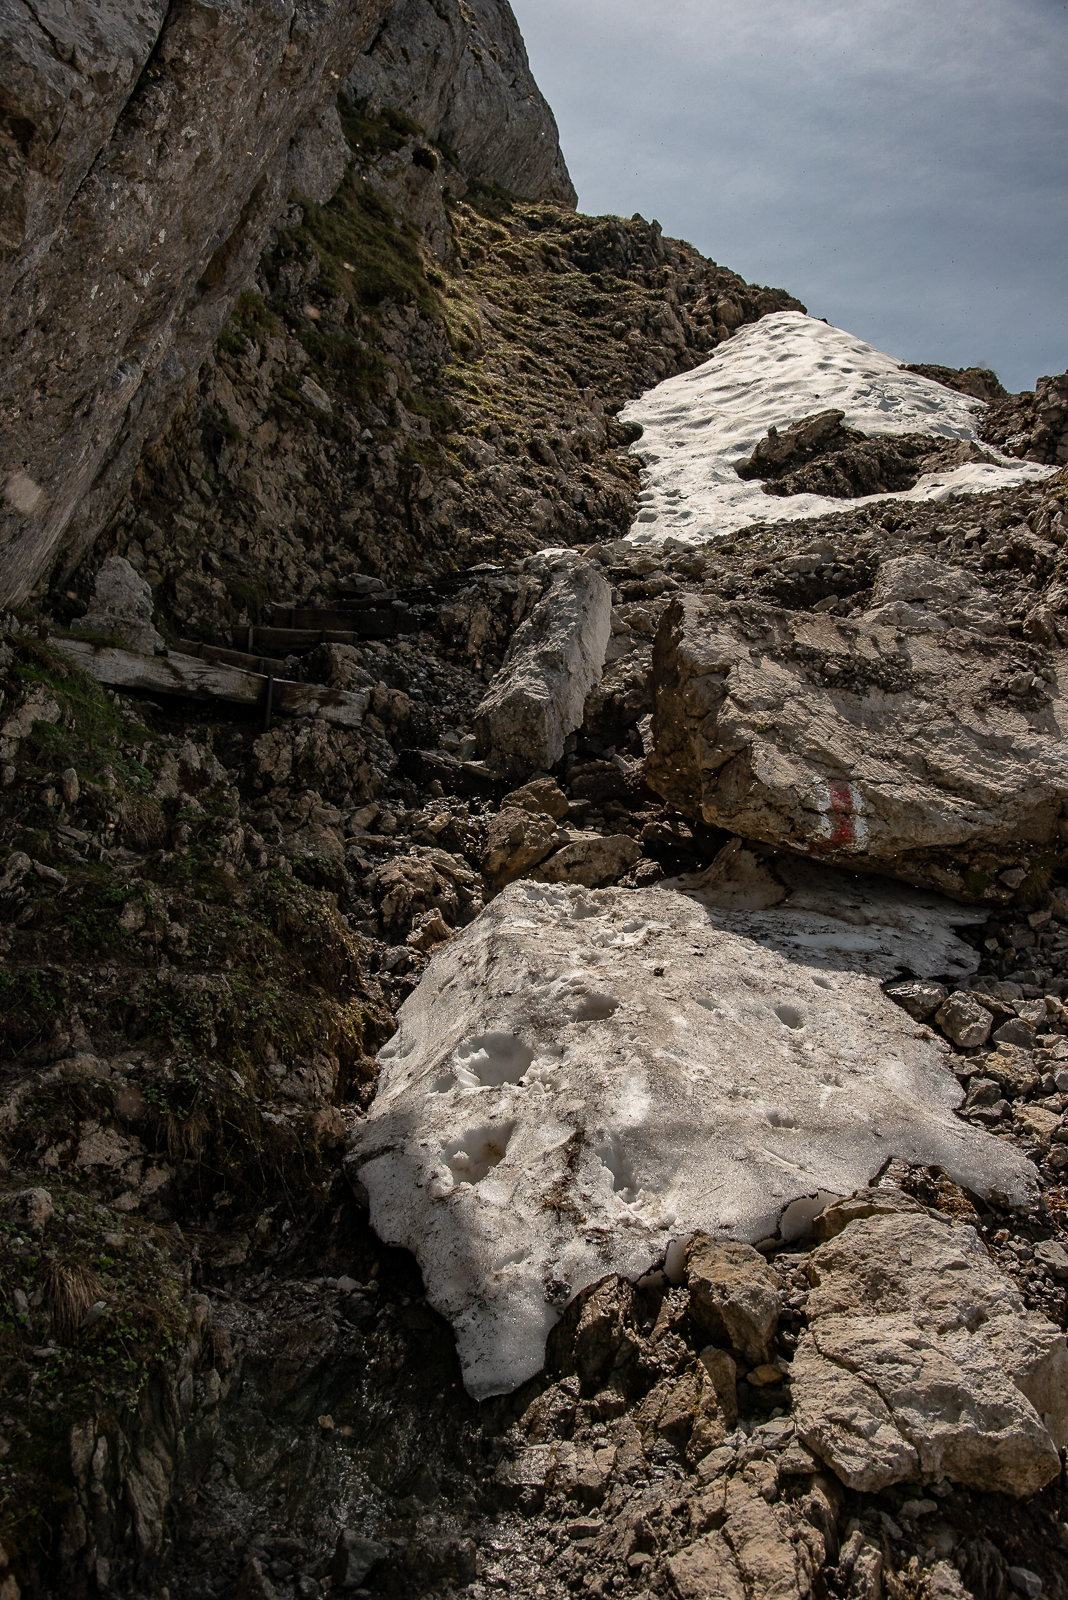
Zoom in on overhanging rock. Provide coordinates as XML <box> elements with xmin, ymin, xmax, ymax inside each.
<box><xmin>354</xmin><ymin>880</ymin><xmax>1036</xmax><ymax>1398</ymax></box>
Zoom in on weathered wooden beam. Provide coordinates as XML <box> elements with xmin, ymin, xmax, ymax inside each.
<box><xmin>53</xmin><ymin>638</ymin><xmax>368</xmax><ymax>727</ymax></box>
<box><xmin>267</xmin><ymin>605</ymin><xmax>416</xmax><ymax>638</ymax></box>
<box><xmin>178</xmin><ymin>639</ymin><xmax>281</xmax><ymax>673</ymax></box>
<box><xmin>240</xmin><ymin>626</ymin><xmax>365</xmax><ymax>650</ymax></box>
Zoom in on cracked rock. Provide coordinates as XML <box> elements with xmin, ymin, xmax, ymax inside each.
<box><xmin>474</xmin><ymin>558</ymin><xmax>611</xmax><ymax>775</ymax></box>
<box><xmin>646</xmin><ymin>591</ymin><xmax>1068</xmax><ymax>897</ymax></box>
<box><xmin>792</xmin><ymin>1207</ymin><xmax>1068</xmax><ymax>1496</ymax></box>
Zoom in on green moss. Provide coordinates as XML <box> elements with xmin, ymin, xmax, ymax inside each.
<box><xmin>218</xmin><ymin>288</ymin><xmax>282</xmax><ymax>358</ymax></box>
<box><xmin>223</xmin><ymin>570</ymin><xmax>271</xmax><ymax>619</ymax></box>
<box><xmin>0</xmin><ymin>1187</ymin><xmax>189</xmax><ymax>1557</ymax></box>
<box><xmin>10</xmin><ymin>637</ymin><xmax>128</xmax><ymax>755</ymax></box>
<box><xmin>337</xmin><ymin>98</ymin><xmax>425</xmax><ymax>160</ymax></box>
<box><xmin>0</xmin><ymin>968</ymin><xmax>71</xmax><ymax>1054</ymax></box>
<box><xmin>276</xmin><ymin>177</ymin><xmax>440</xmax><ymax>318</ymax></box>
<box><xmin>296</xmin><ymin>329</ymin><xmax>388</xmax><ymax>406</ymax></box>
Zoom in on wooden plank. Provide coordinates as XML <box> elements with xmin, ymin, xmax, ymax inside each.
<box><xmin>267</xmin><ymin>606</ymin><xmax>415</xmax><ymax>638</ymax></box>
<box><xmin>238</xmin><ymin>626</ymin><xmax>364</xmax><ymax>651</ymax></box>
<box><xmin>179</xmin><ymin>639</ymin><xmax>287</xmax><ymax>673</ymax></box>
<box><xmin>53</xmin><ymin>639</ymin><xmax>368</xmax><ymax>727</ymax></box>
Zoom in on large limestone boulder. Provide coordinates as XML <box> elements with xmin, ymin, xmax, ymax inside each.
<box><xmin>792</xmin><ymin>1206</ymin><xmax>1068</xmax><ymax>1496</ymax></box>
<box><xmin>646</xmin><ymin>591</ymin><xmax>1068</xmax><ymax>898</ymax></box>
<box><xmin>353</xmin><ymin>880</ymin><xmax>1035</xmax><ymax>1398</ymax></box>
<box><xmin>74</xmin><ymin>556</ymin><xmax>163</xmax><ymax>654</ymax></box>
<box><xmin>475</xmin><ymin>558</ymin><xmax>612</xmax><ymax>775</ymax></box>
<box><xmin>529</xmin><ymin>831</ymin><xmax>641</xmax><ymax>888</ymax></box>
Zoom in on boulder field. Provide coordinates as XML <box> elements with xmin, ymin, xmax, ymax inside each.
<box><xmin>1</xmin><ymin>2</ymin><xmax>1067</xmax><ymax>1597</ymax></box>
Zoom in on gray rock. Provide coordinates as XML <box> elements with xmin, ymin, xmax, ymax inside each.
<box><xmin>992</xmin><ymin>1018</ymin><xmax>1035</xmax><ymax>1050</ymax></box>
<box><xmin>792</xmin><ymin>1210</ymin><xmax>1068</xmax><ymax>1496</ymax></box>
<box><xmin>475</xmin><ymin>559</ymin><xmax>612</xmax><ymax>774</ymax></box>
<box><xmin>501</xmin><ymin>777</ymin><xmax>570</xmax><ymax>821</ymax></box>
<box><xmin>936</xmin><ymin>992</ymin><xmax>994</xmax><ymax>1048</ymax></box>
<box><xmin>13</xmin><ymin>1186</ymin><xmax>54</xmax><ymax>1232</ymax></box>
<box><xmin>885</xmin><ymin>980</ymin><xmax>947</xmax><ymax>1020</ymax></box>
<box><xmin>481</xmin><ymin>806</ymin><xmax>567</xmax><ymax>889</ymax></box>
<box><xmin>667</xmin><ymin>1530</ymin><xmax>747</xmax><ymax>1600</ymax></box>
<box><xmin>646</xmin><ymin>592</ymin><xmax>1068</xmax><ymax>898</ymax></box>
<box><xmin>867</xmin><ymin>555</ymin><xmax>1001</xmax><ymax>634</ymax></box>
<box><xmin>0</xmin><ymin>0</ymin><xmax>395</xmax><ymax>608</ymax></box>
<box><xmin>925</xmin><ymin>1560</ymin><xmax>974</xmax><ymax>1600</ymax></box>
<box><xmin>493</xmin><ymin>1444</ymin><xmax>555</xmax><ymax>1508</ymax></box>
<box><xmin>76</xmin><ymin>556</ymin><xmax>163</xmax><ymax>654</ymax></box>
<box><xmin>530</xmin><ymin>831</ymin><xmax>641</xmax><ymax>888</ymax></box>
<box><xmin>685</xmin><ymin>1237</ymin><xmax>781</xmax><ymax>1365</ymax></box>
<box><xmin>1033</xmin><ymin>1238</ymin><xmax>1068</xmax><ymax>1280</ymax></box>
<box><xmin>810</xmin><ymin>1186</ymin><xmax>926</xmax><ymax>1242</ymax></box>
<box><xmin>329</xmin><ymin>1530</ymin><xmax>388</xmax><ymax>1589</ymax></box>
<box><xmin>343</xmin><ymin>0</ymin><xmax>576</xmax><ymax>205</ymax></box>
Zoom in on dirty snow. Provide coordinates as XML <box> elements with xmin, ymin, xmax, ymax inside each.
<box><xmin>621</xmin><ymin>312</ymin><xmax>1054</xmax><ymax>545</ymax></box>
<box><xmin>355</xmin><ymin>879</ymin><xmax>1036</xmax><ymax>1398</ymax></box>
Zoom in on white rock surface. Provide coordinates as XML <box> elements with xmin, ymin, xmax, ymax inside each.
<box><xmin>75</xmin><ymin>555</ymin><xmax>163</xmax><ymax>654</ymax></box>
<box><xmin>621</xmin><ymin>313</ymin><xmax>1053</xmax><ymax>546</ymax></box>
<box><xmin>793</xmin><ymin>1209</ymin><xmax>1068</xmax><ymax>1496</ymax></box>
<box><xmin>474</xmin><ymin>557</ymin><xmax>611</xmax><ymax>774</ymax></box>
<box><xmin>646</xmin><ymin>592</ymin><xmax>1068</xmax><ymax>897</ymax></box>
<box><xmin>867</xmin><ymin>555</ymin><xmax>1002</xmax><ymax>634</ymax></box>
<box><xmin>355</xmin><ymin>881</ymin><xmax>1036</xmax><ymax>1398</ymax></box>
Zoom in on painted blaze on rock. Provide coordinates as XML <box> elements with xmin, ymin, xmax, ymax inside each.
<box><xmin>354</xmin><ymin>881</ymin><xmax>1035</xmax><ymax>1399</ymax></box>
<box><xmin>645</xmin><ymin>592</ymin><xmax>1068</xmax><ymax>898</ymax></box>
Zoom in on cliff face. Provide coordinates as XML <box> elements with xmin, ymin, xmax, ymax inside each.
<box><xmin>93</xmin><ymin>163</ymin><xmax>800</xmax><ymax>645</ymax></box>
<box><xmin>345</xmin><ymin>0</ymin><xmax>577</xmax><ymax>206</ymax></box>
<box><xmin>0</xmin><ymin>0</ymin><xmax>576</xmax><ymax>611</ymax></box>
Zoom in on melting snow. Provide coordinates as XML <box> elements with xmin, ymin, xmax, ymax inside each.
<box><xmin>355</xmin><ymin>879</ymin><xmax>1036</xmax><ymax>1398</ymax></box>
<box><xmin>621</xmin><ymin>312</ymin><xmax>1054</xmax><ymax>545</ymax></box>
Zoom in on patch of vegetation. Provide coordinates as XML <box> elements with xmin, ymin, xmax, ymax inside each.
<box><xmin>8</xmin><ymin>636</ymin><xmax>143</xmax><ymax>776</ymax></box>
<box><xmin>223</xmin><ymin>571</ymin><xmax>271</xmax><ymax>619</ymax></box>
<box><xmin>296</xmin><ymin>329</ymin><xmax>389</xmax><ymax>407</ymax></box>
<box><xmin>271</xmin><ymin>178</ymin><xmax>440</xmax><ymax>319</ymax></box>
<box><xmin>338</xmin><ymin>98</ymin><xmax>425</xmax><ymax>160</ymax></box>
<box><xmin>0</xmin><ymin>1186</ymin><xmax>189</xmax><ymax>1562</ymax></box>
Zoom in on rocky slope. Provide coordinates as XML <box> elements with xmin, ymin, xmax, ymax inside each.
<box><xmin>0</xmin><ymin>0</ymin><xmax>575</xmax><ymax>613</ymax></box>
<box><xmin>2</xmin><ymin>6</ymin><xmax>1068</xmax><ymax>1600</ymax></box>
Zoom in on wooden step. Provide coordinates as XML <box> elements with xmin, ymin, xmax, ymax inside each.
<box><xmin>54</xmin><ymin>638</ymin><xmax>368</xmax><ymax>728</ymax></box>
<box><xmin>241</xmin><ymin>625</ymin><xmax>372</xmax><ymax>651</ymax></box>
<box><xmin>178</xmin><ymin>639</ymin><xmax>287</xmax><ymax>673</ymax></box>
<box><xmin>266</xmin><ymin>604</ymin><xmax>418</xmax><ymax>638</ymax></box>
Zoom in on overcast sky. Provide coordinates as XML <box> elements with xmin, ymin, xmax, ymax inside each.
<box><xmin>509</xmin><ymin>0</ymin><xmax>1066</xmax><ymax>393</ymax></box>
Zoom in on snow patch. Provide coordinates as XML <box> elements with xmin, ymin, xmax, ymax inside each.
<box><xmin>356</xmin><ymin>879</ymin><xmax>1037</xmax><ymax>1398</ymax></box>
<box><xmin>621</xmin><ymin>312</ymin><xmax>1053</xmax><ymax>544</ymax></box>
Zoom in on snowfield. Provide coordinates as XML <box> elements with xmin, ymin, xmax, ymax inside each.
<box><xmin>355</xmin><ymin>879</ymin><xmax>1036</xmax><ymax>1398</ymax></box>
<box><xmin>620</xmin><ymin>311</ymin><xmax>1053</xmax><ymax>545</ymax></box>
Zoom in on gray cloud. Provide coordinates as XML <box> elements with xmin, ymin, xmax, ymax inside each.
<box><xmin>510</xmin><ymin>0</ymin><xmax>1066</xmax><ymax>391</ymax></box>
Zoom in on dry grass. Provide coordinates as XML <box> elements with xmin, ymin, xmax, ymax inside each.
<box><xmin>45</xmin><ymin>1261</ymin><xmax>105</xmax><ymax>1341</ymax></box>
<box><xmin>117</xmin><ymin>792</ymin><xmax>168</xmax><ymax>848</ymax></box>
<box><xmin>161</xmin><ymin>1103</ymin><xmax>210</xmax><ymax>1161</ymax></box>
